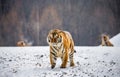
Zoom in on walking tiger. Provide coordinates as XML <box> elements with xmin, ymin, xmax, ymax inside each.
<box><xmin>47</xmin><ymin>29</ymin><xmax>75</xmax><ymax>69</ymax></box>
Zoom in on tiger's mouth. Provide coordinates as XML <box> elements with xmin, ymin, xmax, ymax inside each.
<box><xmin>52</xmin><ymin>43</ymin><xmax>57</xmax><ymax>46</ymax></box>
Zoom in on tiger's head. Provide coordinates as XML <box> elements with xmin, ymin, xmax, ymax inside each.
<box><xmin>47</xmin><ymin>29</ymin><xmax>63</xmax><ymax>47</ymax></box>
<box><xmin>17</xmin><ymin>41</ymin><xmax>26</xmax><ymax>47</ymax></box>
<box><xmin>101</xmin><ymin>34</ymin><xmax>110</xmax><ymax>42</ymax></box>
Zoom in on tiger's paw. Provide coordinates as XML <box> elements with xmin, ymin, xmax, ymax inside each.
<box><xmin>60</xmin><ymin>66</ymin><xmax>66</xmax><ymax>68</ymax></box>
<box><xmin>51</xmin><ymin>63</ymin><xmax>56</xmax><ymax>69</ymax></box>
<box><xmin>70</xmin><ymin>62</ymin><xmax>75</xmax><ymax>67</ymax></box>
<box><xmin>60</xmin><ymin>64</ymin><xmax>66</xmax><ymax>68</ymax></box>
<box><xmin>51</xmin><ymin>65</ymin><xmax>55</xmax><ymax>69</ymax></box>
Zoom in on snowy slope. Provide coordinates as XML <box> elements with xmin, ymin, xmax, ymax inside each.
<box><xmin>110</xmin><ymin>33</ymin><xmax>120</xmax><ymax>46</ymax></box>
<box><xmin>0</xmin><ymin>47</ymin><xmax>120</xmax><ymax>77</ymax></box>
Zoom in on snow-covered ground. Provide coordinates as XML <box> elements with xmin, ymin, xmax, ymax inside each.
<box><xmin>110</xmin><ymin>33</ymin><xmax>120</xmax><ymax>47</ymax></box>
<box><xmin>0</xmin><ymin>46</ymin><xmax>120</xmax><ymax>77</ymax></box>
<box><xmin>0</xmin><ymin>33</ymin><xmax>120</xmax><ymax>77</ymax></box>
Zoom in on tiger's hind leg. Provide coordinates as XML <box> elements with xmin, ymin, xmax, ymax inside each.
<box><xmin>69</xmin><ymin>51</ymin><xmax>75</xmax><ymax>67</ymax></box>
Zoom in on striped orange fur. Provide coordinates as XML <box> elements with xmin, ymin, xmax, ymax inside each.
<box><xmin>17</xmin><ymin>41</ymin><xmax>26</xmax><ymax>47</ymax></box>
<box><xmin>47</xmin><ymin>29</ymin><xmax>75</xmax><ymax>69</ymax></box>
<box><xmin>101</xmin><ymin>34</ymin><xmax>113</xmax><ymax>46</ymax></box>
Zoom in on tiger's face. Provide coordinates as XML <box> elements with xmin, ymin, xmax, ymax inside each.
<box><xmin>17</xmin><ymin>41</ymin><xmax>26</xmax><ymax>47</ymax></box>
<box><xmin>47</xmin><ymin>29</ymin><xmax>63</xmax><ymax>47</ymax></box>
<box><xmin>102</xmin><ymin>35</ymin><xmax>109</xmax><ymax>42</ymax></box>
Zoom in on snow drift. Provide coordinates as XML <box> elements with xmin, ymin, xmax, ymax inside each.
<box><xmin>110</xmin><ymin>33</ymin><xmax>120</xmax><ymax>47</ymax></box>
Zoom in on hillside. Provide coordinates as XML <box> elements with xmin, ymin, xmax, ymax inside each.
<box><xmin>110</xmin><ymin>33</ymin><xmax>120</xmax><ymax>47</ymax></box>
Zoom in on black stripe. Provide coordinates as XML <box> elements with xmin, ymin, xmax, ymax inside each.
<box><xmin>50</xmin><ymin>52</ymin><xmax>56</xmax><ymax>57</ymax></box>
<box><xmin>70</xmin><ymin>55</ymin><xmax>73</xmax><ymax>58</ymax></box>
<box><xmin>54</xmin><ymin>57</ymin><xmax>57</xmax><ymax>60</ymax></box>
<box><xmin>69</xmin><ymin>54</ymin><xmax>73</xmax><ymax>60</ymax></box>
<box><xmin>51</xmin><ymin>47</ymin><xmax>57</xmax><ymax>54</ymax></box>
<box><xmin>70</xmin><ymin>53</ymin><xmax>73</xmax><ymax>57</ymax></box>
<box><xmin>62</xmin><ymin>48</ymin><xmax>64</xmax><ymax>53</ymax></box>
<box><xmin>53</xmin><ymin>46</ymin><xmax>58</xmax><ymax>51</ymax></box>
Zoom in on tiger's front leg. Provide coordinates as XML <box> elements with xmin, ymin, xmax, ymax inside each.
<box><xmin>50</xmin><ymin>52</ymin><xmax>57</xmax><ymax>69</ymax></box>
<box><xmin>60</xmin><ymin>49</ymin><xmax>68</xmax><ymax>68</ymax></box>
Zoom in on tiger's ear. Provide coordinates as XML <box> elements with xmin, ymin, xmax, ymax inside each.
<box><xmin>47</xmin><ymin>36</ymin><xmax>51</xmax><ymax>44</ymax></box>
<box><xmin>49</xmin><ymin>29</ymin><xmax>54</xmax><ymax>33</ymax></box>
<box><xmin>47</xmin><ymin>36</ymin><xmax>49</xmax><ymax>43</ymax></box>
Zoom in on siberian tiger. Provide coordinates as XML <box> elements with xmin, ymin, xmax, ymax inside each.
<box><xmin>101</xmin><ymin>34</ymin><xmax>113</xmax><ymax>46</ymax></box>
<box><xmin>17</xmin><ymin>41</ymin><xmax>26</xmax><ymax>47</ymax></box>
<box><xmin>47</xmin><ymin>29</ymin><xmax>75</xmax><ymax>69</ymax></box>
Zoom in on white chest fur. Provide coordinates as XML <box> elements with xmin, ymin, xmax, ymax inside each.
<box><xmin>52</xmin><ymin>45</ymin><xmax>64</xmax><ymax>57</ymax></box>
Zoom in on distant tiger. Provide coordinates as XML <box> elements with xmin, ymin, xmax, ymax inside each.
<box><xmin>17</xmin><ymin>41</ymin><xmax>26</xmax><ymax>47</ymax></box>
<box><xmin>101</xmin><ymin>34</ymin><xmax>113</xmax><ymax>46</ymax></box>
<box><xmin>47</xmin><ymin>29</ymin><xmax>75</xmax><ymax>69</ymax></box>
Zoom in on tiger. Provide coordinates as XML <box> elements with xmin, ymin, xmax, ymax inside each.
<box><xmin>47</xmin><ymin>29</ymin><xmax>75</xmax><ymax>69</ymax></box>
<box><xmin>101</xmin><ymin>34</ymin><xmax>113</xmax><ymax>46</ymax></box>
<box><xmin>17</xmin><ymin>41</ymin><xmax>26</xmax><ymax>47</ymax></box>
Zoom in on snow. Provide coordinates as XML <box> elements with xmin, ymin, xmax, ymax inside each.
<box><xmin>0</xmin><ymin>33</ymin><xmax>120</xmax><ymax>77</ymax></box>
<box><xmin>0</xmin><ymin>46</ymin><xmax>120</xmax><ymax>77</ymax></box>
<box><xmin>110</xmin><ymin>33</ymin><xmax>120</xmax><ymax>47</ymax></box>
